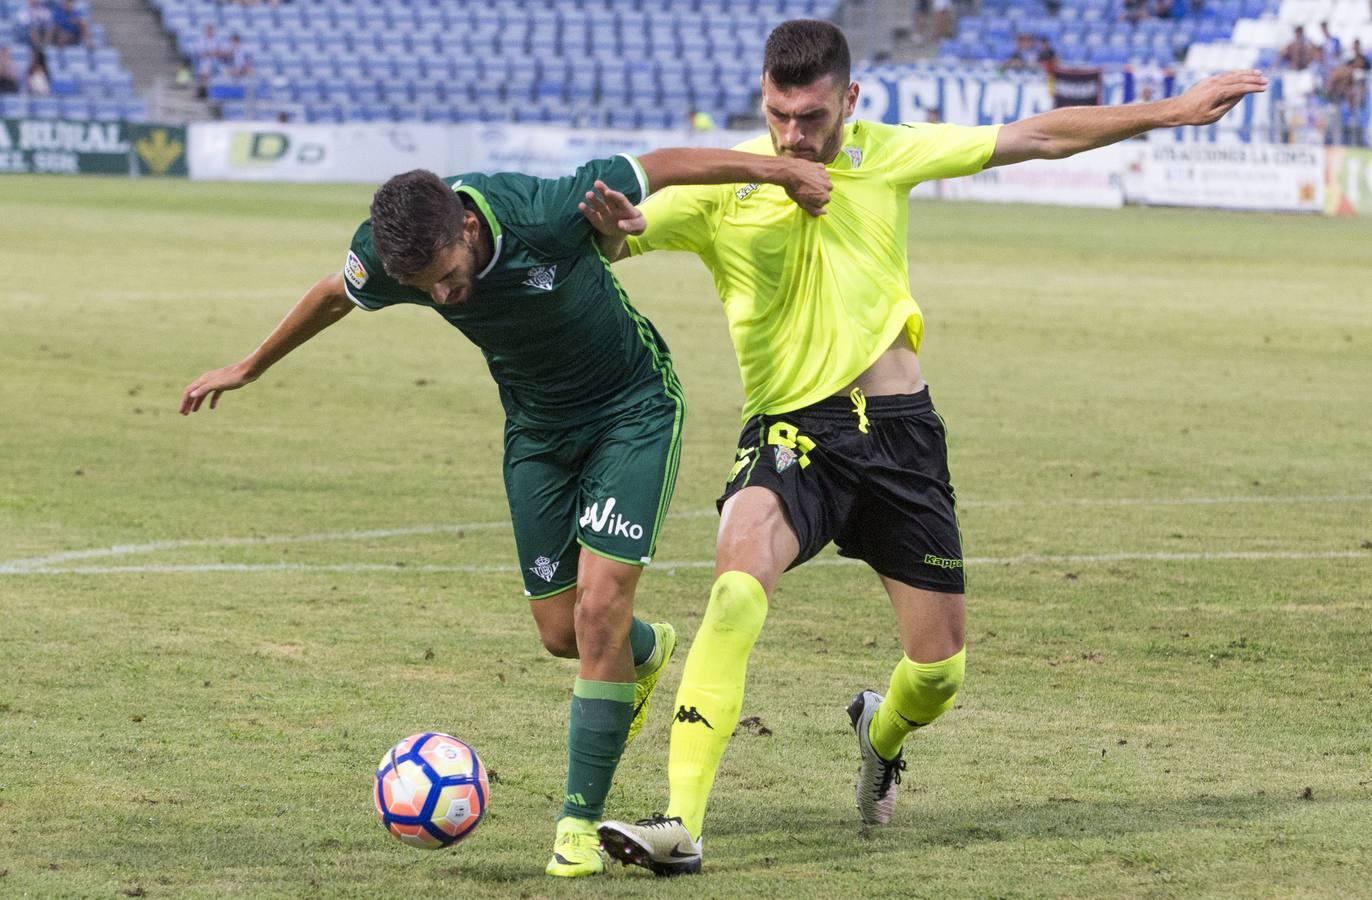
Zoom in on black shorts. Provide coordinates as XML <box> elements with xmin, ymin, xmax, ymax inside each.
<box><xmin>717</xmin><ymin>389</ymin><xmax>965</xmax><ymax>593</ymax></box>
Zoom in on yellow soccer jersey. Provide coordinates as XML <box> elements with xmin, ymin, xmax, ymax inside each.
<box><xmin>627</xmin><ymin>119</ymin><xmax>1000</xmax><ymax>419</ymax></box>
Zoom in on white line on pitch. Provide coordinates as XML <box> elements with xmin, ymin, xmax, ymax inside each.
<box><xmin>955</xmin><ymin>493</ymin><xmax>1372</xmax><ymax>509</ymax></box>
<box><xmin>4</xmin><ymin>549</ymin><xmax>1367</xmax><ymax>576</ymax></box>
<box><xmin>0</xmin><ymin>495</ymin><xmax>1366</xmax><ymax>573</ymax></box>
<box><xmin>0</xmin><ymin>510</ymin><xmax>721</xmax><ymax>572</ymax></box>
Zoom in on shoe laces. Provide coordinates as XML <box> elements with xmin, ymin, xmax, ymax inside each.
<box><xmin>635</xmin><ymin>813</ymin><xmax>683</xmax><ymax>830</ymax></box>
<box><xmin>556</xmin><ymin>826</ymin><xmax>599</xmax><ymax>851</ymax></box>
<box><xmin>876</xmin><ymin>754</ymin><xmax>906</xmax><ymax>799</ymax></box>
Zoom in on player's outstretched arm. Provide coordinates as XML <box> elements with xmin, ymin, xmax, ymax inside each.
<box><xmin>179</xmin><ymin>272</ymin><xmax>353</xmax><ymax>415</ymax></box>
<box><xmin>986</xmin><ymin>69</ymin><xmax>1268</xmax><ymax>168</ymax></box>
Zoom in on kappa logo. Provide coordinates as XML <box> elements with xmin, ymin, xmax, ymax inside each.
<box><xmin>844</xmin><ymin>146</ymin><xmax>863</xmax><ymax>168</ymax></box>
<box><xmin>529</xmin><ymin>555</ymin><xmax>560</xmax><ymax>583</ymax></box>
<box><xmin>522</xmin><ymin>265</ymin><xmax>556</xmax><ymax>291</ymax></box>
<box><xmin>922</xmin><ymin>554</ymin><xmax>964</xmax><ymax>570</ymax></box>
<box><xmin>774</xmin><ymin>446</ymin><xmax>797</xmax><ymax>473</ymax></box>
<box><xmin>580</xmin><ymin>497</ymin><xmax>644</xmax><ymax>540</ymax></box>
<box><xmin>343</xmin><ymin>251</ymin><xmax>368</xmax><ymax>290</ymax></box>
<box><xmin>675</xmin><ymin>705</ymin><xmax>713</xmax><ymax>729</ymax></box>
<box><xmin>735</xmin><ymin>182</ymin><xmax>760</xmax><ymax>200</ymax></box>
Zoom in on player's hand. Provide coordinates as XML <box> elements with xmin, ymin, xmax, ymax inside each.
<box><xmin>780</xmin><ymin>159</ymin><xmax>831</xmax><ymax>216</ymax></box>
<box><xmin>1171</xmin><ymin>70</ymin><xmax>1268</xmax><ymax>126</ymax></box>
<box><xmin>179</xmin><ymin>362</ymin><xmax>257</xmax><ymax>415</ymax></box>
<box><xmin>579</xmin><ymin>180</ymin><xmax>646</xmax><ymax>236</ymax></box>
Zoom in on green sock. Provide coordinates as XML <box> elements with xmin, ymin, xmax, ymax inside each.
<box><xmin>560</xmin><ymin>678</ymin><xmax>635</xmax><ymax>821</ymax></box>
<box><xmin>629</xmin><ymin>617</ymin><xmax>656</xmax><ymax>669</ymax></box>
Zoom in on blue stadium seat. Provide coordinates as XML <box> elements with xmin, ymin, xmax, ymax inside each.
<box><xmin>58</xmin><ymin>97</ymin><xmax>91</xmax><ymax>118</ymax></box>
<box><xmin>90</xmin><ymin>98</ymin><xmax>123</xmax><ymax>121</ymax></box>
<box><xmin>0</xmin><ymin>95</ymin><xmax>29</xmax><ymax>118</ymax></box>
<box><xmin>207</xmin><ymin>81</ymin><xmax>246</xmax><ymax>101</ymax></box>
<box><xmin>306</xmin><ymin>103</ymin><xmax>343</xmax><ymax>123</ymax></box>
<box><xmin>29</xmin><ymin>97</ymin><xmax>62</xmax><ymax>119</ymax></box>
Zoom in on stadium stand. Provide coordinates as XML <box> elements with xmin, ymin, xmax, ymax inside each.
<box><xmin>938</xmin><ymin>0</ymin><xmax>1277</xmax><ymax>69</ymax></box>
<box><xmin>0</xmin><ymin>0</ymin><xmax>146</xmax><ymax>120</ymax></box>
<box><xmin>149</xmin><ymin>0</ymin><xmax>838</xmax><ymax>126</ymax></box>
<box><xmin>1187</xmin><ymin>0</ymin><xmax>1371</xmax><ymax>69</ymax></box>
<box><xmin>932</xmin><ymin>0</ymin><xmax>1368</xmax><ymax>144</ymax></box>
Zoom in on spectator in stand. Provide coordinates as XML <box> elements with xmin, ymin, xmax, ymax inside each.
<box><xmin>26</xmin><ymin>47</ymin><xmax>51</xmax><ymax>96</ymax></box>
<box><xmin>915</xmin><ymin>0</ymin><xmax>953</xmax><ymax>42</ymax></box>
<box><xmin>193</xmin><ymin>23</ymin><xmax>228</xmax><ymax>98</ymax></box>
<box><xmin>688</xmin><ymin>108</ymin><xmax>717</xmax><ymax>132</ymax></box>
<box><xmin>1281</xmin><ymin>25</ymin><xmax>1320</xmax><ymax>70</ymax></box>
<box><xmin>227</xmin><ymin>33</ymin><xmax>254</xmax><ymax>80</ymax></box>
<box><xmin>0</xmin><ymin>47</ymin><xmax>20</xmax><ymax>94</ymax></box>
<box><xmin>1319</xmin><ymin>22</ymin><xmax>1341</xmax><ymax>61</ymax></box>
<box><xmin>1037</xmin><ymin>34</ymin><xmax>1057</xmax><ymax>72</ymax></box>
<box><xmin>1123</xmin><ymin>0</ymin><xmax>1149</xmax><ymax>25</ymax></box>
<box><xmin>1001</xmin><ymin>33</ymin><xmax>1041</xmax><ymax>71</ymax></box>
<box><xmin>1349</xmin><ymin>38</ymin><xmax>1370</xmax><ymax>71</ymax></box>
<box><xmin>1327</xmin><ymin>38</ymin><xmax>1369</xmax><ymax>110</ymax></box>
<box><xmin>52</xmin><ymin>0</ymin><xmax>90</xmax><ymax>48</ymax></box>
<box><xmin>16</xmin><ymin>0</ymin><xmax>54</xmax><ymax>49</ymax></box>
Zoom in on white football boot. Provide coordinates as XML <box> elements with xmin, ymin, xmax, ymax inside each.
<box><xmin>847</xmin><ymin>689</ymin><xmax>908</xmax><ymax>826</ymax></box>
<box><xmin>598</xmin><ymin>814</ymin><xmax>702</xmax><ymax>876</ymax></box>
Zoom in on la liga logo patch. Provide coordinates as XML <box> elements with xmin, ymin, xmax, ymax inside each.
<box><xmin>344</xmin><ymin>251</ymin><xmax>369</xmax><ymax>290</ymax></box>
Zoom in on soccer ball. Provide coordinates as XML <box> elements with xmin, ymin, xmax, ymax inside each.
<box><xmin>374</xmin><ymin>732</ymin><xmax>489</xmax><ymax>849</ymax></box>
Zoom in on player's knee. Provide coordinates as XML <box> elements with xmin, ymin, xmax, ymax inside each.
<box><xmin>904</xmin><ymin>648</ymin><xmax>966</xmax><ymax>708</ymax></box>
<box><xmin>572</xmin><ymin>590</ymin><xmax>632</xmax><ymax>660</ymax></box>
<box><xmin>538</xmin><ymin>628</ymin><xmax>579</xmax><ymax>659</ymax></box>
<box><xmin>701</xmin><ymin>570</ymin><xmax>768</xmax><ymax>638</ymax></box>
<box><xmin>917</xmin><ymin>657</ymin><xmax>963</xmax><ymax>703</ymax></box>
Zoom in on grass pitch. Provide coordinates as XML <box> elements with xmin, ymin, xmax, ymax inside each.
<box><xmin>1</xmin><ymin>175</ymin><xmax>1370</xmax><ymax>898</ymax></box>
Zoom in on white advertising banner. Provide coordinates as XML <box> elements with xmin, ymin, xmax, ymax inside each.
<box><xmin>1140</xmin><ymin>141</ymin><xmax>1325</xmax><ymax>212</ymax></box>
<box><xmin>188</xmin><ymin>122</ymin><xmax>452</xmax><ymax>182</ymax></box>
<box><xmin>934</xmin><ymin>144</ymin><xmax>1126</xmax><ymax>208</ymax></box>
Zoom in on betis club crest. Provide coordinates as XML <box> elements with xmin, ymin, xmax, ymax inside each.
<box><xmin>529</xmin><ymin>556</ymin><xmax>559</xmax><ymax>583</ymax></box>
<box><xmin>774</xmin><ymin>446</ymin><xmax>797</xmax><ymax>473</ymax></box>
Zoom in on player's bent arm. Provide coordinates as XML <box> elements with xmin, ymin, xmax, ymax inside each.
<box><xmin>986</xmin><ymin>69</ymin><xmax>1268</xmax><ymax>167</ymax></box>
<box><xmin>636</xmin><ymin>148</ymin><xmax>830</xmax><ymax>215</ymax></box>
<box><xmin>179</xmin><ymin>272</ymin><xmax>353</xmax><ymax>414</ymax></box>
<box><xmin>586</xmin><ymin>149</ymin><xmax>829</xmax><ymax>261</ymax></box>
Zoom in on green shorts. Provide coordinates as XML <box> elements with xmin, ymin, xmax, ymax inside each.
<box><xmin>503</xmin><ymin>394</ymin><xmax>684</xmax><ymax>598</ymax></box>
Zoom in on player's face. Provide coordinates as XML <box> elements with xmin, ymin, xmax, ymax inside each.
<box><xmin>402</xmin><ymin>212</ymin><xmax>481</xmax><ymax>305</ymax></box>
<box><xmin>761</xmin><ymin>73</ymin><xmax>859</xmax><ymax>163</ymax></box>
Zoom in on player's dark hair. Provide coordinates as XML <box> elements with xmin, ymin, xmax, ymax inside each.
<box><xmin>369</xmin><ymin>169</ymin><xmax>466</xmax><ymax>280</ymax></box>
<box><xmin>763</xmin><ymin>19</ymin><xmax>851</xmax><ymax>89</ymax></box>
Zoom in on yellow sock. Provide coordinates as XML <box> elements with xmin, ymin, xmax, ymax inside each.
<box><xmin>664</xmin><ymin>571</ymin><xmax>768</xmax><ymax>839</ymax></box>
<box><xmin>867</xmin><ymin>648</ymin><xmax>966</xmax><ymax>761</ymax></box>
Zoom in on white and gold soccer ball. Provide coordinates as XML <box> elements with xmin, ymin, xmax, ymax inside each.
<box><xmin>374</xmin><ymin>732</ymin><xmax>489</xmax><ymax>849</ymax></box>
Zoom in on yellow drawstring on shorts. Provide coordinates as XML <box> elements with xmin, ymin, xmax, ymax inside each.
<box><xmin>849</xmin><ymin>387</ymin><xmax>869</xmax><ymax>434</ymax></box>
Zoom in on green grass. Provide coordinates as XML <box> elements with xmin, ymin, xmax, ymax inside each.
<box><xmin>1</xmin><ymin>175</ymin><xmax>1370</xmax><ymax>898</ymax></box>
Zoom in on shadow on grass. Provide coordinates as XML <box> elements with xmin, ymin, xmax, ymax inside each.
<box><xmin>429</xmin><ymin>792</ymin><xmax>1322</xmax><ymax>890</ymax></box>
<box><xmin>703</xmin><ymin>791</ymin><xmax>1327</xmax><ymax>868</ymax></box>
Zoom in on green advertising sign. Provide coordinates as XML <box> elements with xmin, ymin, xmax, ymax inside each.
<box><xmin>0</xmin><ymin>118</ymin><xmax>187</xmax><ymax>177</ymax></box>
<box><xmin>1325</xmin><ymin>146</ymin><xmax>1372</xmax><ymax>217</ymax></box>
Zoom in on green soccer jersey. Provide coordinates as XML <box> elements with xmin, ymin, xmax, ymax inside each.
<box><xmin>342</xmin><ymin>154</ymin><xmax>679</xmax><ymax>429</ymax></box>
